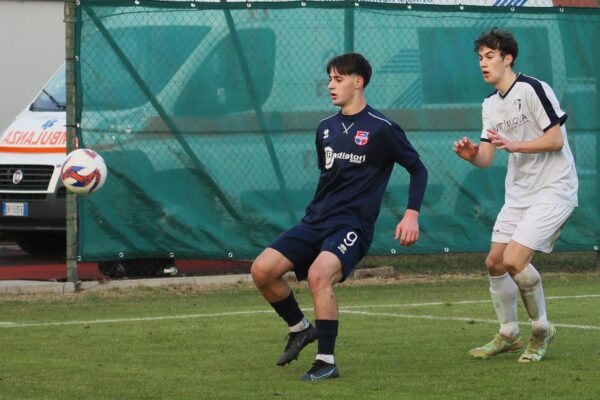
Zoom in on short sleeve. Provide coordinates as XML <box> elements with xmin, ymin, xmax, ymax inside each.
<box><xmin>481</xmin><ymin>100</ymin><xmax>492</xmax><ymax>142</ymax></box>
<box><xmin>526</xmin><ymin>81</ymin><xmax>568</xmax><ymax>132</ymax></box>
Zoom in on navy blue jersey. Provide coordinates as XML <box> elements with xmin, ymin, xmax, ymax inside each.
<box><xmin>301</xmin><ymin>105</ymin><xmax>424</xmax><ymax>241</ymax></box>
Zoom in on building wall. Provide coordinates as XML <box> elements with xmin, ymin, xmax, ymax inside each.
<box><xmin>0</xmin><ymin>0</ymin><xmax>64</xmax><ymax>131</ymax></box>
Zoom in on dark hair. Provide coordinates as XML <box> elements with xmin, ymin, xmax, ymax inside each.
<box><xmin>326</xmin><ymin>53</ymin><xmax>372</xmax><ymax>88</ymax></box>
<box><xmin>474</xmin><ymin>28</ymin><xmax>518</xmax><ymax>67</ymax></box>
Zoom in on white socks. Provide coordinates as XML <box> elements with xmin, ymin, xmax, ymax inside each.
<box><xmin>290</xmin><ymin>318</ymin><xmax>310</xmax><ymax>333</ymax></box>
<box><xmin>489</xmin><ymin>264</ymin><xmax>549</xmax><ymax>338</ymax></box>
<box><xmin>513</xmin><ymin>264</ymin><xmax>549</xmax><ymax>336</ymax></box>
<box><xmin>489</xmin><ymin>273</ymin><xmax>520</xmax><ymax>338</ymax></box>
<box><xmin>316</xmin><ymin>354</ymin><xmax>335</xmax><ymax>364</ymax></box>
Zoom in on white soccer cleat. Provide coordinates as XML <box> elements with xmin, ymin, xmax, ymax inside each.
<box><xmin>469</xmin><ymin>333</ymin><xmax>523</xmax><ymax>359</ymax></box>
<box><xmin>518</xmin><ymin>324</ymin><xmax>556</xmax><ymax>363</ymax></box>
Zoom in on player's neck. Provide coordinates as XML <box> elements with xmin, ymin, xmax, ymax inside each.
<box><xmin>340</xmin><ymin>96</ymin><xmax>367</xmax><ymax>116</ymax></box>
<box><xmin>496</xmin><ymin>71</ymin><xmax>518</xmax><ymax>96</ymax></box>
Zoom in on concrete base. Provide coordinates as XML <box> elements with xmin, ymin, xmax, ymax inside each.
<box><xmin>0</xmin><ymin>267</ymin><xmax>398</xmax><ymax>295</ymax></box>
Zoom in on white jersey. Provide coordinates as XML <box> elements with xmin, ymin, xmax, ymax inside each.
<box><xmin>481</xmin><ymin>74</ymin><xmax>578</xmax><ymax>207</ymax></box>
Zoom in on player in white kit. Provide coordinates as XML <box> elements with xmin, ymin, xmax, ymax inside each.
<box><xmin>453</xmin><ymin>28</ymin><xmax>578</xmax><ymax>363</ymax></box>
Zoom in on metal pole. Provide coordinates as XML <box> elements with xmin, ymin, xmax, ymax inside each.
<box><xmin>64</xmin><ymin>0</ymin><xmax>78</xmax><ymax>287</ymax></box>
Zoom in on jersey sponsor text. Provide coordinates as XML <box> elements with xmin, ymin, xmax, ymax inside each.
<box><xmin>324</xmin><ymin>146</ymin><xmax>366</xmax><ymax>170</ymax></box>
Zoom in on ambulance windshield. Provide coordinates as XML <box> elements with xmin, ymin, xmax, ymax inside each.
<box><xmin>31</xmin><ymin>64</ymin><xmax>66</xmax><ymax>112</ymax></box>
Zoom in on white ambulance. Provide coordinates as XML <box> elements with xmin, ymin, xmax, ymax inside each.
<box><xmin>0</xmin><ymin>64</ymin><xmax>67</xmax><ymax>255</ymax></box>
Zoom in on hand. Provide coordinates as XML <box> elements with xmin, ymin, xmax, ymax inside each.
<box><xmin>487</xmin><ymin>129</ymin><xmax>517</xmax><ymax>152</ymax></box>
<box><xmin>395</xmin><ymin>209</ymin><xmax>419</xmax><ymax>246</ymax></box>
<box><xmin>453</xmin><ymin>136</ymin><xmax>479</xmax><ymax>161</ymax></box>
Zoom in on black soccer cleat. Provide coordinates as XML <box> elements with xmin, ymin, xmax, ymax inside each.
<box><xmin>299</xmin><ymin>360</ymin><xmax>339</xmax><ymax>381</ymax></box>
<box><xmin>276</xmin><ymin>324</ymin><xmax>318</xmax><ymax>366</ymax></box>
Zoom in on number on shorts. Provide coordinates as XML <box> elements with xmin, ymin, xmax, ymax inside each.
<box><xmin>343</xmin><ymin>231</ymin><xmax>358</xmax><ymax>247</ymax></box>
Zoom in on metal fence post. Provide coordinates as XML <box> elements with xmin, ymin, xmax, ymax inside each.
<box><xmin>65</xmin><ymin>0</ymin><xmax>79</xmax><ymax>288</ymax></box>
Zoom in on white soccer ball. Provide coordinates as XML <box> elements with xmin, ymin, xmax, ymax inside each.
<box><xmin>60</xmin><ymin>148</ymin><xmax>107</xmax><ymax>195</ymax></box>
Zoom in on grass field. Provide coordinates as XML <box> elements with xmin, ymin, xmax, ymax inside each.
<box><xmin>1</xmin><ymin>272</ymin><xmax>600</xmax><ymax>399</ymax></box>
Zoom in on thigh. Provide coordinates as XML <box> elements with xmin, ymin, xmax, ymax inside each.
<box><xmin>268</xmin><ymin>224</ymin><xmax>321</xmax><ymax>281</ymax></box>
<box><xmin>252</xmin><ymin>247</ymin><xmax>295</xmax><ymax>279</ymax></box>
<box><xmin>512</xmin><ymin>204</ymin><xmax>574</xmax><ymax>254</ymax></box>
<box><xmin>502</xmin><ymin>240</ymin><xmax>536</xmax><ymax>274</ymax></box>
<box><xmin>320</xmin><ymin>227</ymin><xmax>370</xmax><ymax>282</ymax></box>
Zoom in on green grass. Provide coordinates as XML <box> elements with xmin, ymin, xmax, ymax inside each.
<box><xmin>1</xmin><ymin>273</ymin><xmax>600</xmax><ymax>399</ymax></box>
<box><xmin>363</xmin><ymin>251</ymin><xmax>600</xmax><ymax>273</ymax></box>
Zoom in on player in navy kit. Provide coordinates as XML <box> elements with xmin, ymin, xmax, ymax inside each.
<box><xmin>251</xmin><ymin>53</ymin><xmax>428</xmax><ymax>381</ymax></box>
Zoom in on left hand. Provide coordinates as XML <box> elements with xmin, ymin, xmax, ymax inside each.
<box><xmin>487</xmin><ymin>129</ymin><xmax>518</xmax><ymax>153</ymax></box>
<box><xmin>395</xmin><ymin>209</ymin><xmax>420</xmax><ymax>246</ymax></box>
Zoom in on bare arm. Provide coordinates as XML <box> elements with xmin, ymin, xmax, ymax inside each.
<box><xmin>487</xmin><ymin>124</ymin><xmax>564</xmax><ymax>153</ymax></box>
<box><xmin>453</xmin><ymin>137</ymin><xmax>495</xmax><ymax>168</ymax></box>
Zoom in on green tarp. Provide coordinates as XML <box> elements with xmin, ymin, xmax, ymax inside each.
<box><xmin>74</xmin><ymin>1</ymin><xmax>600</xmax><ymax>261</ymax></box>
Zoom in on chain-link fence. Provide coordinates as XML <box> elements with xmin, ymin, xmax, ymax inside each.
<box><xmin>73</xmin><ymin>0</ymin><xmax>599</xmax><ymax>276</ymax></box>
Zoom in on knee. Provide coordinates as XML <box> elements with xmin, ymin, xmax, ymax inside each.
<box><xmin>502</xmin><ymin>254</ymin><xmax>528</xmax><ymax>276</ymax></box>
<box><xmin>485</xmin><ymin>253</ymin><xmax>504</xmax><ymax>275</ymax></box>
<box><xmin>307</xmin><ymin>267</ymin><xmax>330</xmax><ymax>293</ymax></box>
<box><xmin>251</xmin><ymin>258</ymin><xmax>275</xmax><ymax>288</ymax></box>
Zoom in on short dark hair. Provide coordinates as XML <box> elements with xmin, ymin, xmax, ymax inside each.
<box><xmin>326</xmin><ymin>53</ymin><xmax>372</xmax><ymax>88</ymax></box>
<box><xmin>474</xmin><ymin>28</ymin><xmax>519</xmax><ymax>67</ymax></box>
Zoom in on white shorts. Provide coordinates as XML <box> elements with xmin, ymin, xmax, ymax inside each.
<box><xmin>491</xmin><ymin>203</ymin><xmax>574</xmax><ymax>253</ymax></box>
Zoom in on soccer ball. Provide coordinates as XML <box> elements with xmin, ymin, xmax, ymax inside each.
<box><xmin>60</xmin><ymin>148</ymin><xmax>107</xmax><ymax>195</ymax></box>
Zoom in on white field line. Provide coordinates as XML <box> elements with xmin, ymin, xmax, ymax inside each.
<box><xmin>340</xmin><ymin>293</ymin><xmax>600</xmax><ymax>309</ymax></box>
<box><xmin>0</xmin><ymin>310</ymin><xmax>272</xmax><ymax>328</ymax></box>
<box><xmin>340</xmin><ymin>310</ymin><xmax>600</xmax><ymax>331</ymax></box>
<box><xmin>1</xmin><ymin>293</ymin><xmax>599</xmax><ymax>330</ymax></box>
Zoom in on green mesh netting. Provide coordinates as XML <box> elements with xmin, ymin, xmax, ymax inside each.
<box><xmin>74</xmin><ymin>1</ymin><xmax>600</xmax><ymax>261</ymax></box>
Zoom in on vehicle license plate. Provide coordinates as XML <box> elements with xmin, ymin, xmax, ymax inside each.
<box><xmin>2</xmin><ymin>202</ymin><xmax>28</xmax><ymax>217</ymax></box>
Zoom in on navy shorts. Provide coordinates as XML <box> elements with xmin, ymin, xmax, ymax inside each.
<box><xmin>269</xmin><ymin>223</ymin><xmax>370</xmax><ymax>282</ymax></box>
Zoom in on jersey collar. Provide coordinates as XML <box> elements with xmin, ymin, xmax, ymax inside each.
<box><xmin>338</xmin><ymin>104</ymin><xmax>370</xmax><ymax>121</ymax></box>
<box><xmin>498</xmin><ymin>73</ymin><xmax>521</xmax><ymax>99</ymax></box>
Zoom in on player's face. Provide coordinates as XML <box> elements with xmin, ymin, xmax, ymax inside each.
<box><xmin>328</xmin><ymin>69</ymin><xmax>360</xmax><ymax>107</ymax></box>
<box><xmin>478</xmin><ymin>46</ymin><xmax>512</xmax><ymax>86</ymax></box>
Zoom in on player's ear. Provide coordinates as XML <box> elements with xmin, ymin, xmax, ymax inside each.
<box><xmin>503</xmin><ymin>53</ymin><xmax>513</xmax><ymax>67</ymax></box>
<box><xmin>354</xmin><ymin>75</ymin><xmax>364</xmax><ymax>89</ymax></box>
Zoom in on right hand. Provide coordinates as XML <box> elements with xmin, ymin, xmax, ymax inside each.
<box><xmin>453</xmin><ymin>136</ymin><xmax>479</xmax><ymax>161</ymax></box>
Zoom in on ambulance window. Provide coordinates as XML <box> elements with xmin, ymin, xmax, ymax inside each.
<box><xmin>172</xmin><ymin>28</ymin><xmax>276</xmax><ymax>118</ymax></box>
<box><xmin>30</xmin><ymin>64</ymin><xmax>66</xmax><ymax>112</ymax></box>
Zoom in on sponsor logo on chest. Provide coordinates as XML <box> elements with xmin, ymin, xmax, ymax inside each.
<box><xmin>492</xmin><ymin>98</ymin><xmax>530</xmax><ymax>132</ymax></box>
<box><xmin>323</xmin><ymin>146</ymin><xmax>366</xmax><ymax>170</ymax></box>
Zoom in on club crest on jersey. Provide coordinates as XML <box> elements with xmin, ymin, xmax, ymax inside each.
<box><xmin>354</xmin><ymin>131</ymin><xmax>369</xmax><ymax>146</ymax></box>
<box><xmin>514</xmin><ymin>98</ymin><xmax>522</xmax><ymax>113</ymax></box>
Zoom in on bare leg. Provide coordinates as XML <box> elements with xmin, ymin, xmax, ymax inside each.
<box><xmin>251</xmin><ymin>247</ymin><xmax>295</xmax><ymax>303</ymax></box>
<box><xmin>307</xmin><ymin>251</ymin><xmax>344</xmax><ymax>320</ymax></box>
<box><xmin>252</xmin><ymin>248</ymin><xmax>318</xmax><ymax>367</ymax></box>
